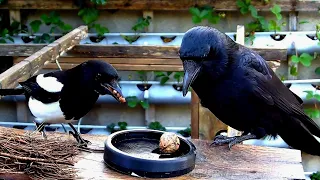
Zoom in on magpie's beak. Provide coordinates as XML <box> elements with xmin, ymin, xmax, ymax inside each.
<box><xmin>182</xmin><ymin>60</ymin><xmax>201</xmax><ymax>97</ymax></box>
<box><xmin>102</xmin><ymin>81</ymin><xmax>126</xmax><ymax>103</ymax></box>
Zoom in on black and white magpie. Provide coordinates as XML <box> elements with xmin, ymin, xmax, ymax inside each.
<box><xmin>0</xmin><ymin>60</ymin><xmax>126</xmax><ymax>146</ymax></box>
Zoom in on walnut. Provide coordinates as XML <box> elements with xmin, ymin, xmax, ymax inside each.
<box><xmin>159</xmin><ymin>132</ymin><xmax>180</xmax><ymax>153</ymax></box>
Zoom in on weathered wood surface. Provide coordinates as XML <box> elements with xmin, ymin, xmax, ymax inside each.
<box><xmin>1</xmin><ymin>44</ymin><xmax>288</xmax><ymax>61</ymax></box>
<box><xmin>0</xmin><ymin>26</ymin><xmax>88</xmax><ymax>89</ymax></box>
<box><xmin>0</xmin><ymin>127</ymin><xmax>305</xmax><ymax>180</ymax></box>
<box><xmin>0</xmin><ymin>0</ymin><xmax>318</xmax><ymax>11</ymax></box>
<box><xmin>190</xmin><ymin>90</ymin><xmax>199</xmax><ymax>139</ymax></box>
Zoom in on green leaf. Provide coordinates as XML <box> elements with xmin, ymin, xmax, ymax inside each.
<box><xmin>118</xmin><ymin>121</ymin><xmax>128</xmax><ymax>130</ymax></box>
<box><xmin>268</xmin><ymin>20</ymin><xmax>277</xmax><ymax>31</ymax></box>
<box><xmin>291</xmin><ymin>55</ymin><xmax>300</xmax><ymax>63</ymax></box>
<box><xmin>236</xmin><ymin>0</ymin><xmax>246</xmax><ymax>8</ymax></box>
<box><xmin>299</xmin><ymin>20</ymin><xmax>309</xmax><ymax>24</ymax></box>
<box><xmin>199</xmin><ymin>9</ymin><xmax>211</xmax><ymax>19</ymax></box>
<box><xmin>154</xmin><ymin>71</ymin><xmax>165</xmax><ymax>78</ymax></box>
<box><xmin>315</xmin><ymin>67</ymin><xmax>320</xmax><ymax>75</ymax></box>
<box><xmin>189</xmin><ymin>7</ymin><xmax>201</xmax><ymax>16</ymax></box>
<box><xmin>160</xmin><ymin>76</ymin><xmax>170</xmax><ymax>85</ymax></box>
<box><xmin>270</xmin><ymin>4</ymin><xmax>282</xmax><ymax>20</ymax></box>
<box><xmin>166</xmin><ymin>72</ymin><xmax>173</xmax><ymax>76</ymax></box>
<box><xmin>290</xmin><ymin>66</ymin><xmax>298</xmax><ymax>76</ymax></box>
<box><xmin>192</xmin><ymin>16</ymin><xmax>202</xmax><ymax>24</ymax></box>
<box><xmin>299</xmin><ymin>53</ymin><xmax>313</xmax><ymax>67</ymax></box>
<box><xmin>78</xmin><ymin>8</ymin><xmax>99</xmax><ymax>25</ymax></box>
<box><xmin>93</xmin><ymin>23</ymin><xmax>109</xmax><ymax>36</ymax></box>
<box><xmin>140</xmin><ymin>100</ymin><xmax>149</xmax><ymax>109</ymax></box>
<box><xmin>248</xmin><ymin>5</ymin><xmax>258</xmax><ymax>18</ymax></box>
<box><xmin>313</xmin><ymin>109</ymin><xmax>320</xmax><ymax>118</ymax></box>
<box><xmin>40</xmin><ymin>14</ymin><xmax>51</xmax><ymax>25</ymax></box>
<box><xmin>0</xmin><ymin>39</ymin><xmax>6</xmax><ymax>43</ymax></box>
<box><xmin>303</xmin><ymin>90</ymin><xmax>314</xmax><ymax>100</ymax></box>
<box><xmin>208</xmin><ymin>15</ymin><xmax>220</xmax><ymax>24</ymax></box>
<box><xmin>30</xmin><ymin>20</ymin><xmax>42</xmax><ymax>34</ymax></box>
<box><xmin>314</xmin><ymin>94</ymin><xmax>320</xmax><ymax>101</ymax></box>
<box><xmin>90</xmin><ymin>0</ymin><xmax>107</xmax><ymax>5</ymax></box>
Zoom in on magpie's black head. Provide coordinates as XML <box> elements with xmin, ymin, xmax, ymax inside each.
<box><xmin>78</xmin><ymin>60</ymin><xmax>126</xmax><ymax>103</ymax></box>
<box><xmin>179</xmin><ymin>26</ymin><xmax>237</xmax><ymax>96</ymax></box>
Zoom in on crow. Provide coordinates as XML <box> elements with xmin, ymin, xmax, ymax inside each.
<box><xmin>0</xmin><ymin>60</ymin><xmax>126</xmax><ymax>146</ymax></box>
<box><xmin>179</xmin><ymin>26</ymin><xmax>320</xmax><ymax>156</ymax></box>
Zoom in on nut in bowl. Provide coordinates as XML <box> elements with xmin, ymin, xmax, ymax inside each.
<box><xmin>159</xmin><ymin>132</ymin><xmax>180</xmax><ymax>154</ymax></box>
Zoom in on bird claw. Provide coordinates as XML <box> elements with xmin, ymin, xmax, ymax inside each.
<box><xmin>210</xmin><ymin>135</ymin><xmax>237</xmax><ymax>148</ymax></box>
<box><xmin>69</xmin><ymin>131</ymin><xmax>91</xmax><ymax>147</ymax></box>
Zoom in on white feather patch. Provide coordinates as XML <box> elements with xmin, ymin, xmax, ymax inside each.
<box><xmin>314</xmin><ymin>135</ymin><xmax>320</xmax><ymax>143</ymax></box>
<box><xmin>28</xmin><ymin>97</ymin><xmax>76</xmax><ymax>124</ymax></box>
<box><xmin>36</xmin><ymin>74</ymin><xmax>63</xmax><ymax>93</ymax></box>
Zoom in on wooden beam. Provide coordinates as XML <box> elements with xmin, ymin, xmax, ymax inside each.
<box><xmin>0</xmin><ymin>26</ymin><xmax>88</xmax><ymax>89</ymax></box>
<box><xmin>190</xmin><ymin>90</ymin><xmax>199</xmax><ymax>139</ymax></box>
<box><xmin>0</xmin><ymin>44</ymin><xmax>288</xmax><ymax>61</ymax></box>
<box><xmin>0</xmin><ymin>0</ymin><xmax>318</xmax><ymax>12</ymax></box>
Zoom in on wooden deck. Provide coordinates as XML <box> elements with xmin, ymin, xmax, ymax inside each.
<box><xmin>0</xmin><ymin>127</ymin><xmax>304</xmax><ymax>180</ymax></box>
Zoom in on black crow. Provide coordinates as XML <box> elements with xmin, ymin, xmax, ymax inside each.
<box><xmin>0</xmin><ymin>60</ymin><xmax>126</xmax><ymax>146</ymax></box>
<box><xmin>179</xmin><ymin>26</ymin><xmax>320</xmax><ymax>156</ymax></box>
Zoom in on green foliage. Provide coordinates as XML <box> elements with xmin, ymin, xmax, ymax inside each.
<box><xmin>154</xmin><ymin>71</ymin><xmax>172</xmax><ymax>85</ymax></box>
<box><xmin>92</xmin><ymin>23</ymin><xmax>109</xmax><ymax>37</ymax></box>
<box><xmin>132</xmin><ymin>16</ymin><xmax>151</xmax><ymax>32</ymax></box>
<box><xmin>148</xmin><ymin>121</ymin><xmax>166</xmax><ymax>131</ymax></box>
<box><xmin>136</xmin><ymin>71</ymin><xmax>152</xmax><ymax>83</ymax></box>
<box><xmin>268</xmin><ymin>4</ymin><xmax>286</xmax><ymax>34</ymax></box>
<box><xmin>173</xmin><ymin>72</ymin><xmax>184</xmax><ymax>84</ymax></box>
<box><xmin>291</xmin><ymin>53</ymin><xmax>314</xmax><ymax>67</ymax></box>
<box><xmin>315</xmin><ymin>67</ymin><xmax>320</xmax><ymax>75</ymax></box>
<box><xmin>304</xmin><ymin>108</ymin><xmax>320</xmax><ymax>119</ymax></box>
<box><xmin>78</xmin><ymin>8</ymin><xmax>99</xmax><ymax>25</ymax></box>
<box><xmin>177</xmin><ymin>127</ymin><xmax>191</xmax><ymax>137</ymax></box>
<box><xmin>30</xmin><ymin>20</ymin><xmax>42</xmax><ymax>34</ymax></box>
<box><xmin>304</xmin><ymin>91</ymin><xmax>320</xmax><ymax>101</ymax></box>
<box><xmin>126</xmin><ymin>96</ymin><xmax>149</xmax><ymax>109</ymax></box>
<box><xmin>310</xmin><ymin>171</ymin><xmax>320</xmax><ymax>180</ymax></box>
<box><xmin>90</xmin><ymin>0</ymin><xmax>107</xmax><ymax>5</ymax></box>
<box><xmin>33</xmin><ymin>33</ymin><xmax>55</xmax><ymax>44</ymax></box>
<box><xmin>120</xmin><ymin>34</ymin><xmax>140</xmax><ymax>44</ymax></box>
<box><xmin>289</xmin><ymin>65</ymin><xmax>298</xmax><ymax>76</ymax></box>
<box><xmin>189</xmin><ymin>5</ymin><xmax>223</xmax><ymax>24</ymax></box>
<box><xmin>0</xmin><ymin>28</ymin><xmax>14</xmax><ymax>43</ymax></box>
<box><xmin>41</xmin><ymin>11</ymin><xmax>72</xmax><ymax>34</ymax></box>
<box><xmin>106</xmin><ymin>121</ymin><xmax>128</xmax><ymax>133</ymax></box>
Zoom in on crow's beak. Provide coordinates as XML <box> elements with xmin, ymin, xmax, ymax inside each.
<box><xmin>103</xmin><ymin>81</ymin><xmax>126</xmax><ymax>103</ymax></box>
<box><xmin>182</xmin><ymin>60</ymin><xmax>201</xmax><ymax>97</ymax></box>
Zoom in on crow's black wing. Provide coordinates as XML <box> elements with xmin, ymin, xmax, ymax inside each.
<box><xmin>239</xmin><ymin>47</ymin><xmax>320</xmax><ymax>138</ymax></box>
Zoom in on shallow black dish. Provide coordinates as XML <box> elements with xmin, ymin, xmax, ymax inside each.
<box><xmin>104</xmin><ymin>129</ymin><xmax>196</xmax><ymax>178</ymax></box>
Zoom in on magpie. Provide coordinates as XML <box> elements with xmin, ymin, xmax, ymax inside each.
<box><xmin>179</xmin><ymin>26</ymin><xmax>320</xmax><ymax>156</ymax></box>
<box><xmin>0</xmin><ymin>60</ymin><xmax>126</xmax><ymax>146</ymax></box>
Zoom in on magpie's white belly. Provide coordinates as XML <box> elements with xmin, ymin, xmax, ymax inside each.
<box><xmin>28</xmin><ymin>97</ymin><xmax>77</xmax><ymax>124</ymax></box>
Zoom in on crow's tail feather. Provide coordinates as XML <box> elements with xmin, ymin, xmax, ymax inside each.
<box><xmin>279</xmin><ymin>117</ymin><xmax>320</xmax><ymax>156</ymax></box>
<box><xmin>0</xmin><ymin>88</ymin><xmax>25</xmax><ymax>96</ymax></box>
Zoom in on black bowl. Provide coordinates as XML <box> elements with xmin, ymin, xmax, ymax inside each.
<box><xmin>104</xmin><ymin>129</ymin><xmax>196</xmax><ymax>178</ymax></box>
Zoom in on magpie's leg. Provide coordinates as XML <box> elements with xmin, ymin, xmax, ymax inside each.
<box><xmin>68</xmin><ymin>123</ymin><xmax>91</xmax><ymax>146</ymax></box>
<box><xmin>34</xmin><ymin>122</ymin><xmax>47</xmax><ymax>140</ymax></box>
<box><xmin>210</xmin><ymin>134</ymin><xmax>257</xmax><ymax>150</ymax></box>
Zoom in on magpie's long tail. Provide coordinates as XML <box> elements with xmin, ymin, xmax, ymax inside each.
<box><xmin>0</xmin><ymin>88</ymin><xmax>25</xmax><ymax>96</ymax></box>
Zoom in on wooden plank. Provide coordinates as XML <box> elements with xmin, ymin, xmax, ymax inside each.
<box><xmin>15</xmin><ymin>57</ymin><xmax>182</xmax><ymax>65</ymax></box>
<box><xmin>40</xmin><ymin>63</ymin><xmax>183</xmax><ymax>71</ymax></box>
<box><xmin>190</xmin><ymin>90</ymin><xmax>199</xmax><ymax>139</ymax></box>
<box><xmin>0</xmin><ymin>26</ymin><xmax>88</xmax><ymax>89</ymax></box>
<box><xmin>0</xmin><ymin>0</ymin><xmax>318</xmax><ymax>12</ymax></box>
<box><xmin>0</xmin><ymin>126</ymin><xmax>305</xmax><ymax>180</ymax></box>
<box><xmin>0</xmin><ymin>44</ymin><xmax>288</xmax><ymax>61</ymax></box>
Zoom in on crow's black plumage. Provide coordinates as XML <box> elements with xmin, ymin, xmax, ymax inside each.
<box><xmin>179</xmin><ymin>26</ymin><xmax>320</xmax><ymax>156</ymax></box>
<box><xmin>0</xmin><ymin>60</ymin><xmax>126</xmax><ymax>146</ymax></box>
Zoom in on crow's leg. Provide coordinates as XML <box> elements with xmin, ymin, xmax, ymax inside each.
<box><xmin>210</xmin><ymin>134</ymin><xmax>257</xmax><ymax>149</ymax></box>
<box><xmin>68</xmin><ymin>123</ymin><xmax>91</xmax><ymax>146</ymax></box>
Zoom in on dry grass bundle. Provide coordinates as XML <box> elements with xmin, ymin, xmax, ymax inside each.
<box><xmin>0</xmin><ymin>130</ymin><xmax>80</xmax><ymax>179</ymax></box>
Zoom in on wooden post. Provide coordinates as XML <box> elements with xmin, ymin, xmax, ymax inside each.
<box><xmin>190</xmin><ymin>90</ymin><xmax>199</xmax><ymax>139</ymax></box>
<box><xmin>0</xmin><ymin>26</ymin><xmax>88</xmax><ymax>89</ymax></box>
<box><xmin>227</xmin><ymin>25</ymin><xmax>245</xmax><ymax>137</ymax></box>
